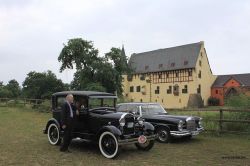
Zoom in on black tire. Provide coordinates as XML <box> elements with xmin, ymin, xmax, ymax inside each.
<box><xmin>47</xmin><ymin>123</ymin><xmax>61</xmax><ymax>145</ymax></box>
<box><xmin>135</xmin><ymin>140</ymin><xmax>155</xmax><ymax>151</ymax></box>
<box><xmin>99</xmin><ymin>131</ymin><xmax>120</xmax><ymax>159</ymax></box>
<box><xmin>156</xmin><ymin>127</ymin><xmax>171</xmax><ymax>143</ymax></box>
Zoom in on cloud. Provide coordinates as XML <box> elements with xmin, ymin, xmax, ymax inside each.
<box><xmin>0</xmin><ymin>0</ymin><xmax>250</xmax><ymax>85</ymax></box>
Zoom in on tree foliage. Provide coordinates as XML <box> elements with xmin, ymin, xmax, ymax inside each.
<box><xmin>58</xmin><ymin>38</ymin><xmax>130</xmax><ymax>95</ymax></box>
<box><xmin>22</xmin><ymin>70</ymin><xmax>66</xmax><ymax>99</ymax></box>
<box><xmin>0</xmin><ymin>79</ymin><xmax>21</xmax><ymax>98</ymax></box>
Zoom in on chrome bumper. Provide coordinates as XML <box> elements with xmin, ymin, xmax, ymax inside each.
<box><xmin>118</xmin><ymin>135</ymin><xmax>156</xmax><ymax>145</ymax></box>
<box><xmin>170</xmin><ymin>127</ymin><xmax>204</xmax><ymax>137</ymax></box>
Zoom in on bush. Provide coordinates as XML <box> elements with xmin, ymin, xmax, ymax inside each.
<box><xmin>208</xmin><ymin>97</ymin><xmax>220</xmax><ymax>106</ymax></box>
<box><xmin>225</xmin><ymin>94</ymin><xmax>250</xmax><ymax>108</ymax></box>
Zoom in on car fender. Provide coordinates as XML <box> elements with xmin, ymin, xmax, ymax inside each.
<box><xmin>153</xmin><ymin>123</ymin><xmax>171</xmax><ymax>132</ymax></box>
<box><xmin>143</xmin><ymin>122</ymin><xmax>155</xmax><ymax>132</ymax></box>
<box><xmin>44</xmin><ymin>118</ymin><xmax>60</xmax><ymax>134</ymax></box>
<box><xmin>96</xmin><ymin>125</ymin><xmax>122</xmax><ymax>139</ymax></box>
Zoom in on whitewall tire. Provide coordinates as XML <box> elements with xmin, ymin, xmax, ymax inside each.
<box><xmin>99</xmin><ymin>131</ymin><xmax>119</xmax><ymax>159</ymax></box>
<box><xmin>47</xmin><ymin>123</ymin><xmax>61</xmax><ymax>145</ymax></box>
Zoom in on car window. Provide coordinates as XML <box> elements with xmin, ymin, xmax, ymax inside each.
<box><xmin>140</xmin><ymin>106</ymin><xmax>147</xmax><ymax>115</ymax></box>
<box><xmin>126</xmin><ymin>105</ymin><xmax>138</xmax><ymax>113</ymax></box>
<box><xmin>89</xmin><ymin>98</ymin><xmax>115</xmax><ymax>109</ymax></box>
<box><xmin>56</xmin><ymin>97</ymin><xmax>65</xmax><ymax>109</ymax></box>
<box><xmin>117</xmin><ymin>105</ymin><xmax>127</xmax><ymax>112</ymax></box>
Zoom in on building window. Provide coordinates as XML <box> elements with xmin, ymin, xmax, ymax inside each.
<box><xmin>130</xmin><ymin>86</ymin><xmax>134</xmax><ymax>92</ymax></box>
<box><xmin>198</xmin><ymin>70</ymin><xmax>201</xmax><ymax>78</ymax></box>
<box><xmin>166</xmin><ymin>73</ymin><xmax>169</xmax><ymax>78</ymax></box>
<box><xmin>159</xmin><ymin>64</ymin><xmax>163</xmax><ymax>68</ymax></box>
<box><xmin>197</xmin><ymin>84</ymin><xmax>201</xmax><ymax>94</ymax></box>
<box><xmin>145</xmin><ymin>65</ymin><xmax>149</xmax><ymax>70</ymax></box>
<box><xmin>140</xmin><ymin>74</ymin><xmax>145</xmax><ymax>80</ymax></box>
<box><xmin>159</xmin><ymin>73</ymin><xmax>162</xmax><ymax>79</ymax></box>
<box><xmin>136</xmin><ymin>86</ymin><xmax>141</xmax><ymax>92</ymax></box>
<box><xmin>182</xmin><ymin>85</ymin><xmax>188</xmax><ymax>94</ymax></box>
<box><xmin>199</xmin><ymin>60</ymin><xmax>202</xmax><ymax>66</ymax></box>
<box><xmin>173</xmin><ymin>84</ymin><xmax>179</xmax><ymax>96</ymax></box>
<box><xmin>140</xmin><ymin>99</ymin><xmax>143</xmax><ymax>102</ymax></box>
<box><xmin>127</xmin><ymin>75</ymin><xmax>133</xmax><ymax>82</ymax></box>
<box><xmin>167</xmin><ymin>86</ymin><xmax>172</xmax><ymax>94</ymax></box>
<box><xmin>155</xmin><ymin>86</ymin><xmax>160</xmax><ymax>94</ymax></box>
<box><xmin>184</xmin><ymin>61</ymin><xmax>188</xmax><ymax>65</ymax></box>
<box><xmin>176</xmin><ymin>72</ymin><xmax>179</xmax><ymax>77</ymax></box>
<box><xmin>188</xmin><ymin>70</ymin><xmax>192</xmax><ymax>76</ymax></box>
<box><xmin>215</xmin><ymin>90</ymin><xmax>218</xmax><ymax>94</ymax></box>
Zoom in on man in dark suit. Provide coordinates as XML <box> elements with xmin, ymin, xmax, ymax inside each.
<box><xmin>60</xmin><ymin>94</ymin><xmax>75</xmax><ymax>152</ymax></box>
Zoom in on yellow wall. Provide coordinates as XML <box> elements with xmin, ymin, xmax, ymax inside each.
<box><xmin>122</xmin><ymin>42</ymin><xmax>216</xmax><ymax>108</ymax></box>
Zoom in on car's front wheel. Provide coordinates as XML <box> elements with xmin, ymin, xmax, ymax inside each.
<box><xmin>47</xmin><ymin>123</ymin><xmax>61</xmax><ymax>145</ymax></box>
<box><xmin>156</xmin><ymin>127</ymin><xmax>171</xmax><ymax>143</ymax></box>
<box><xmin>99</xmin><ymin>131</ymin><xmax>120</xmax><ymax>159</ymax></box>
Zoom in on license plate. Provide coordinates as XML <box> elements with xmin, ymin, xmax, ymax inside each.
<box><xmin>138</xmin><ymin>135</ymin><xmax>147</xmax><ymax>144</ymax></box>
<box><xmin>127</xmin><ymin>122</ymin><xmax>134</xmax><ymax>128</ymax></box>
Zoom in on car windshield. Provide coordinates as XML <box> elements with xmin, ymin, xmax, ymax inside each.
<box><xmin>141</xmin><ymin>104</ymin><xmax>167</xmax><ymax>115</ymax></box>
<box><xmin>88</xmin><ymin>97</ymin><xmax>116</xmax><ymax>109</ymax></box>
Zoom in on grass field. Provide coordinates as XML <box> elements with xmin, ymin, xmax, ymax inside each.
<box><xmin>0</xmin><ymin>107</ymin><xmax>250</xmax><ymax>166</ymax></box>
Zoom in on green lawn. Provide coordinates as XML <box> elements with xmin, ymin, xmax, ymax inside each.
<box><xmin>0</xmin><ymin>107</ymin><xmax>250</xmax><ymax>166</ymax></box>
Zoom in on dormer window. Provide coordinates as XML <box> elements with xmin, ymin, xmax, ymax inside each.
<box><xmin>171</xmin><ymin>63</ymin><xmax>175</xmax><ymax>67</ymax></box>
<box><xmin>145</xmin><ymin>65</ymin><xmax>149</xmax><ymax>70</ymax></box>
<box><xmin>184</xmin><ymin>61</ymin><xmax>188</xmax><ymax>65</ymax></box>
<box><xmin>159</xmin><ymin>64</ymin><xmax>163</xmax><ymax>69</ymax></box>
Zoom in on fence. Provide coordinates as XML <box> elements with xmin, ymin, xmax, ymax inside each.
<box><xmin>216</xmin><ymin>109</ymin><xmax>250</xmax><ymax>134</ymax></box>
<box><xmin>1</xmin><ymin>98</ymin><xmax>250</xmax><ymax>134</ymax></box>
<box><xmin>168</xmin><ymin>108</ymin><xmax>250</xmax><ymax>134</ymax></box>
<box><xmin>0</xmin><ymin>97</ymin><xmax>50</xmax><ymax>112</ymax></box>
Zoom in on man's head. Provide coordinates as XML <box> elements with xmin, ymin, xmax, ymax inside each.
<box><xmin>66</xmin><ymin>94</ymin><xmax>74</xmax><ymax>104</ymax></box>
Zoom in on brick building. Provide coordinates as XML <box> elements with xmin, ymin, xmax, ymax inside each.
<box><xmin>211</xmin><ymin>74</ymin><xmax>250</xmax><ymax>105</ymax></box>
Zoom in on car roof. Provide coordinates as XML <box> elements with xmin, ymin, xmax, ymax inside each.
<box><xmin>52</xmin><ymin>91</ymin><xmax>116</xmax><ymax>97</ymax></box>
<box><xmin>117</xmin><ymin>102</ymin><xmax>159</xmax><ymax>106</ymax></box>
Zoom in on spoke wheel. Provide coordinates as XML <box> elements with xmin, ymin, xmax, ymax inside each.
<box><xmin>47</xmin><ymin>123</ymin><xmax>61</xmax><ymax>145</ymax></box>
<box><xmin>99</xmin><ymin>131</ymin><xmax>119</xmax><ymax>159</ymax></box>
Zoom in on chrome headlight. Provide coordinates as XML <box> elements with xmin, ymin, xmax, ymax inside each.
<box><xmin>119</xmin><ymin>118</ymin><xmax>125</xmax><ymax>127</ymax></box>
<box><xmin>178</xmin><ymin>120</ymin><xmax>183</xmax><ymax>131</ymax></box>
<box><xmin>137</xmin><ymin>117</ymin><xmax>144</xmax><ymax>125</ymax></box>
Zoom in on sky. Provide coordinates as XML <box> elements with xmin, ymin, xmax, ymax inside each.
<box><xmin>1</xmin><ymin>0</ymin><xmax>250</xmax><ymax>85</ymax></box>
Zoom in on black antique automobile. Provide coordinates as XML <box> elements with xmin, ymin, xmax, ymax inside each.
<box><xmin>116</xmin><ymin>103</ymin><xmax>204</xmax><ymax>143</ymax></box>
<box><xmin>43</xmin><ymin>91</ymin><xmax>155</xmax><ymax>159</ymax></box>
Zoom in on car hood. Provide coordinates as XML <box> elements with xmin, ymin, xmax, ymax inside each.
<box><xmin>152</xmin><ymin>114</ymin><xmax>200</xmax><ymax>122</ymax></box>
<box><xmin>101</xmin><ymin>111</ymin><xmax>127</xmax><ymax>119</ymax></box>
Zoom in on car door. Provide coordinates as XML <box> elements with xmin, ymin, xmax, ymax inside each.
<box><xmin>52</xmin><ymin>96</ymin><xmax>66</xmax><ymax>125</ymax></box>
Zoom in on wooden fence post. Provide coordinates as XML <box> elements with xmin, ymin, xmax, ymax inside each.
<box><xmin>219</xmin><ymin>109</ymin><xmax>223</xmax><ymax>134</ymax></box>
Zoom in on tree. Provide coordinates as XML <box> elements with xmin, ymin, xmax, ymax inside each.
<box><xmin>58</xmin><ymin>38</ymin><xmax>130</xmax><ymax>96</ymax></box>
<box><xmin>0</xmin><ymin>87</ymin><xmax>12</xmax><ymax>98</ymax></box>
<box><xmin>105</xmin><ymin>46</ymin><xmax>130</xmax><ymax>95</ymax></box>
<box><xmin>22</xmin><ymin>70</ymin><xmax>66</xmax><ymax>99</ymax></box>
<box><xmin>6</xmin><ymin>79</ymin><xmax>21</xmax><ymax>98</ymax></box>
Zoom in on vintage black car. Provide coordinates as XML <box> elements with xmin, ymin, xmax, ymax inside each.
<box><xmin>116</xmin><ymin>103</ymin><xmax>204</xmax><ymax>143</ymax></box>
<box><xmin>43</xmin><ymin>91</ymin><xmax>155</xmax><ymax>159</ymax></box>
